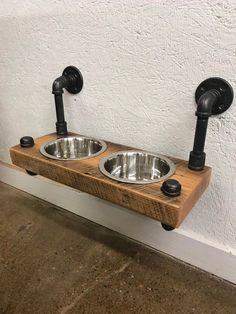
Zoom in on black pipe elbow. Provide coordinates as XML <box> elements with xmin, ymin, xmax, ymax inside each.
<box><xmin>52</xmin><ymin>76</ymin><xmax>68</xmax><ymax>95</ymax></box>
<box><xmin>196</xmin><ymin>90</ymin><xmax>220</xmax><ymax>118</ymax></box>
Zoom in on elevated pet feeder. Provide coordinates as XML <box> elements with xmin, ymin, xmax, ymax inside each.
<box><xmin>10</xmin><ymin>67</ymin><xmax>234</xmax><ymax>230</ymax></box>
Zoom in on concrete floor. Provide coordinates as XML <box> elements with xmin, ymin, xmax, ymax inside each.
<box><xmin>0</xmin><ymin>182</ymin><xmax>235</xmax><ymax>314</ymax></box>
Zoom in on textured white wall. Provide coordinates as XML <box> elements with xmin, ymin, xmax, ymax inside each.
<box><xmin>0</xmin><ymin>1</ymin><xmax>235</xmax><ymax>253</ymax></box>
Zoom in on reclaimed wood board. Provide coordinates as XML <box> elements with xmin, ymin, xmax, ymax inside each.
<box><xmin>10</xmin><ymin>133</ymin><xmax>211</xmax><ymax>227</ymax></box>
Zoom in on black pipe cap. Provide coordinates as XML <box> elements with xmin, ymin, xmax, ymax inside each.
<box><xmin>20</xmin><ymin>136</ymin><xmax>34</xmax><ymax>148</ymax></box>
<box><xmin>161</xmin><ymin>179</ymin><xmax>181</xmax><ymax>197</ymax></box>
<box><xmin>161</xmin><ymin>223</ymin><xmax>175</xmax><ymax>231</ymax></box>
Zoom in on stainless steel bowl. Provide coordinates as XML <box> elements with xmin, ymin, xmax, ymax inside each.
<box><xmin>99</xmin><ymin>150</ymin><xmax>175</xmax><ymax>184</ymax></box>
<box><xmin>40</xmin><ymin>136</ymin><xmax>107</xmax><ymax>160</ymax></box>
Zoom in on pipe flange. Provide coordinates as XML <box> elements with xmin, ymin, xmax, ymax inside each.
<box><xmin>63</xmin><ymin>66</ymin><xmax>83</xmax><ymax>94</ymax></box>
<box><xmin>195</xmin><ymin>77</ymin><xmax>234</xmax><ymax>115</ymax></box>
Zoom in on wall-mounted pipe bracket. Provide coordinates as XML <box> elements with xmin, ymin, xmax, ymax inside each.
<box><xmin>52</xmin><ymin>66</ymin><xmax>83</xmax><ymax>136</ymax></box>
<box><xmin>188</xmin><ymin>77</ymin><xmax>233</xmax><ymax>171</ymax></box>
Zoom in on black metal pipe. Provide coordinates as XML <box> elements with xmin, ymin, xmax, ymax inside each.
<box><xmin>54</xmin><ymin>94</ymin><xmax>65</xmax><ymax>122</ymax></box>
<box><xmin>52</xmin><ymin>76</ymin><xmax>69</xmax><ymax>136</ymax></box>
<box><xmin>192</xmin><ymin>117</ymin><xmax>209</xmax><ymax>154</ymax></box>
<box><xmin>188</xmin><ymin>90</ymin><xmax>220</xmax><ymax>171</ymax></box>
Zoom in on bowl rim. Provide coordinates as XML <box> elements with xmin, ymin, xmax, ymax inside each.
<box><xmin>40</xmin><ymin>135</ymin><xmax>107</xmax><ymax>161</ymax></box>
<box><xmin>99</xmin><ymin>150</ymin><xmax>176</xmax><ymax>184</ymax></box>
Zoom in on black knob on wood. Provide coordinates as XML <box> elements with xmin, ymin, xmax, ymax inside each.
<box><xmin>20</xmin><ymin>136</ymin><xmax>34</xmax><ymax>148</ymax></box>
<box><xmin>161</xmin><ymin>179</ymin><xmax>181</xmax><ymax>197</ymax></box>
<box><xmin>161</xmin><ymin>223</ymin><xmax>175</xmax><ymax>231</ymax></box>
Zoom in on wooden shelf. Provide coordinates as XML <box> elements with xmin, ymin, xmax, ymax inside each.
<box><xmin>10</xmin><ymin>133</ymin><xmax>211</xmax><ymax>228</ymax></box>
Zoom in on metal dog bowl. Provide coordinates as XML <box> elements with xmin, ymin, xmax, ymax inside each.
<box><xmin>40</xmin><ymin>136</ymin><xmax>107</xmax><ymax>160</ymax></box>
<box><xmin>99</xmin><ymin>150</ymin><xmax>175</xmax><ymax>184</ymax></box>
